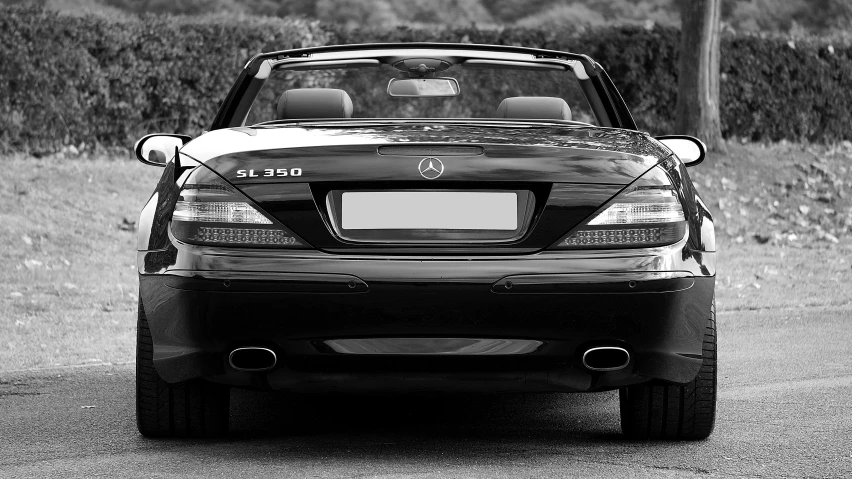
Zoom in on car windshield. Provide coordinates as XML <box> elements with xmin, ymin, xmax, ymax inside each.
<box><xmin>245</xmin><ymin>63</ymin><xmax>597</xmax><ymax>125</ymax></box>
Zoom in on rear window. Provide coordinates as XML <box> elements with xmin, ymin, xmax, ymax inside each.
<box><xmin>245</xmin><ymin>64</ymin><xmax>597</xmax><ymax>125</ymax></box>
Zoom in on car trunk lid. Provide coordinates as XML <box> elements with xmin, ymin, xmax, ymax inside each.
<box><xmin>187</xmin><ymin>123</ymin><xmax>667</xmax><ymax>253</ymax></box>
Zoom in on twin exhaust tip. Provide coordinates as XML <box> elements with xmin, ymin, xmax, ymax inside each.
<box><xmin>228</xmin><ymin>347</ymin><xmax>277</xmax><ymax>372</ymax></box>
<box><xmin>582</xmin><ymin>346</ymin><xmax>630</xmax><ymax>372</ymax></box>
<box><xmin>228</xmin><ymin>345</ymin><xmax>627</xmax><ymax>373</ymax></box>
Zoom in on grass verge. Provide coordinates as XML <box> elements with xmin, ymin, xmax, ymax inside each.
<box><xmin>0</xmin><ymin>154</ymin><xmax>160</xmax><ymax>371</ymax></box>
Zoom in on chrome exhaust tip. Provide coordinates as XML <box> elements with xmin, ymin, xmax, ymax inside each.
<box><xmin>228</xmin><ymin>347</ymin><xmax>277</xmax><ymax>372</ymax></box>
<box><xmin>582</xmin><ymin>346</ymin><xmax>630</xmax><ymax>372</ymax></box>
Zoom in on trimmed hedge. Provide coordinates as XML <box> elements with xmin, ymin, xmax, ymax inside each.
<box><xmin>2</xmin><ymin>5</ymin><xmax>851</xmax><ymax>154</ymax></box>
<box><xmin>334</xmin><ymin>25</ymin><xmax>852</xmax><ymax>142</ymax></box>
<box><xmin>331</xmin><ymin>26</ymin><xmax>682</xmax><ymax>134</ymax></box>
<box><xmin>720</xmin><ymin>34</ymin><xmax>852</xmax><ymax>142</ymax></box>
<box><xmin>0</xmin><ymin>5</ymin><xmax>331</xmax><ymax>153</ymax></box>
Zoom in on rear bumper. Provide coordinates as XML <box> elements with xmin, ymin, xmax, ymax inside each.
<box><xmin>139</xmin><ymin>242</ymin><xmax>715</xmax><ymax>393</ymax></box>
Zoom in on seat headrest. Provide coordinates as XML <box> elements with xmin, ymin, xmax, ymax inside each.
<box><xmin>277</xmin><ymin>88</ymin><xmax>353</xmax><ymax>120</ymax></box>
<box><xmin>496</xmin><ymin>97</ymin><xmax>571</xmax><ymax>121</ymax></box>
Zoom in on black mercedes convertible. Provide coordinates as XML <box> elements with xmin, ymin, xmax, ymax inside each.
<box><xmin>134</xmin><ymin>43</ymin><xmax>717</xmax><ymax>439</ymax></box>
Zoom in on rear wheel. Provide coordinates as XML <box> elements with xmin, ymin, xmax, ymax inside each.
<box><xmin>136</xmin><ymin>299</ymin><xmax>230</xmax><ymax>437</ymax></box>
<box><xmin>619</xmin><ymin>297</ymin><xmax>717</xmax><ymax>440</ymax></box>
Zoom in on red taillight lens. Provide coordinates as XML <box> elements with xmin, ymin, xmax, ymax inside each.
<box><xmin>551</xmin><ymin>163</ymin><xmax>688</xmax><ymax>249</ymax></box>
<box><xmin>171</xmin><ymin>169</ymin><xmax>308</xmax><ymax>248</ymax></box>
<box><xmin>560</xmin><ymin>224</ymin><xmax>685</xmax><ymax>248</ymax></box>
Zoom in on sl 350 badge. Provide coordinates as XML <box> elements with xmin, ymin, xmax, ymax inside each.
<box><xmin>236</xmin><ymin>168</ymin><xmax>303</xmax><ymax>178</ymax></box>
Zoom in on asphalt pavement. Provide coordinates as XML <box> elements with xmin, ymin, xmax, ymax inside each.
<box><xmin>1</xmin><ymin>305</ymin><xmax>851</xmax><ymax>478</ymax></box>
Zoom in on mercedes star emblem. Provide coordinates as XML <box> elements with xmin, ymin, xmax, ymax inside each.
<box><xmin>418</xmin><ymin>157</ymin><xmax>444</xmax><ymax>179</ymax></box>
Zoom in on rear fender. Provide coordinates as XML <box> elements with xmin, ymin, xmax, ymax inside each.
<box><xmin>660</xmin><ymin>157</ymin><xmax>715</xmax><ymax>253</ymax></box>
<box><xmin>137</xmin><ymin>155</ymin><xmax>199</xmax><ymax>252</ymax></box>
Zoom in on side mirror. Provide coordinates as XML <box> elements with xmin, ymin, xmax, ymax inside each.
<box><xmin>655</xmin><ymin>135</ymin><xmax>706</xmax><ymax>167</ymax></box>
<box><xmin>134</xmin><ymin>134</ymin><xmax>192</xmax><ymax>166</ymax></box>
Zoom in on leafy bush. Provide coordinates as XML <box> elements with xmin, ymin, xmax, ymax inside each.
<box><xmin>0</xmin><ymin>4</ymin><xmax>331</xmax><ymax>153</ymax></box>
<box><xmin>335</xmin><ymin>25</ymin><xmax>852</xmax><ymax>142</ymax></box>
<box><xmin>1</xmin><ymin>4</ymin><xmax>851</xmax><ymax>154</ymax></box>
<box><xmin>720</xmin><ymin>33</ymin><xmax>852</xmax><ymax>142</ymax></box>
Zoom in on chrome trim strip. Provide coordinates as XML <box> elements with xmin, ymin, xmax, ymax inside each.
<box><xmin>323</xmin><ymin>338</ymin><xmax>543</xmax><ymax>355</ymax></box>
<box><xmin>495</xmin><ymin>271</ymin><xmax>694</xmax><ymax>285</ymax></box>
<box><xmin>491</xmin><ymin>271</ymin><xmax>695</xmax><ymax>294</ymax></box>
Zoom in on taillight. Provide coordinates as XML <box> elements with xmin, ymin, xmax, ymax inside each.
<box><xmin>551</xmin><ymin>162</ymin><xmax>687</xmax><ymax>249</ymax></box>
<box><xmin>171</xmin><ymin>168</ymin><xmax>309</xmax><ymax>248</ymax></box>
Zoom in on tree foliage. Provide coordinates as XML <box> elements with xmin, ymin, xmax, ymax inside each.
<box><xmin>4</xmin><ymin>0</ymin><xmax>851</xmax><ymax>34</ymax></box>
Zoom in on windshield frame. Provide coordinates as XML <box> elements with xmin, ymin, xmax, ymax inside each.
<box><xmin>210</xmin><ymin>43</ymin><xmax>636</xmax><ymax>132</ymax></box>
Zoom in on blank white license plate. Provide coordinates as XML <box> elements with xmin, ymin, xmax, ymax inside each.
<box><xmin>341</xmin><ymin>192</ymin><xmax>518</xmax><ymax>230</ymax></box>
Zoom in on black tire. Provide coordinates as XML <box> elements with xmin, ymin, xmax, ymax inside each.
<box><xmin>136</xmin><ymin>299</ymin><xmax>230</xmax><ymax>438</ymax></box>
<box><xmin>619</xmin><ymin>297</ymin><xmax>717</xmax><ymax>440</ymax></box>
